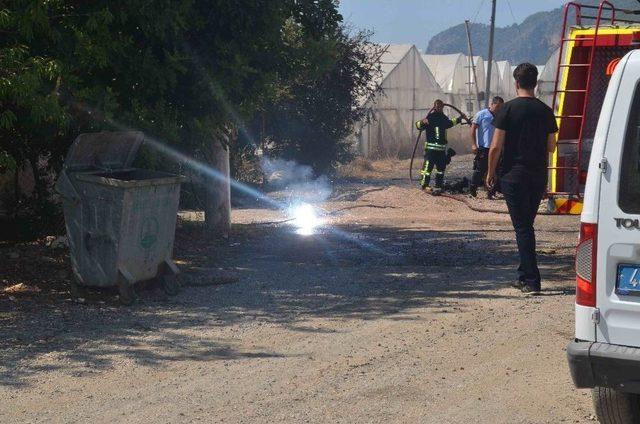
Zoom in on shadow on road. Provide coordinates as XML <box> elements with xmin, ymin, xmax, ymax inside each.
<box><xmin>0</xmin><ymin>218</ymin><xmax>576</xmax><ymax>387</ymax></box>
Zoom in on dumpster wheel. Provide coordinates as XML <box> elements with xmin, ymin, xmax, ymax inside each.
<box><xmin>162</xmin><ymin>274</ymin><xmax>180</xmax><ymax>296</ymax></box>
<box><xmin>69</xmin><ymin>278</ymin><xmax>80</xmax><ymax>299</ymax></box>
<box><xmin>117</xmin><ymin>278</ymin><xmax>138</xmax><ymax>305</ymax></box>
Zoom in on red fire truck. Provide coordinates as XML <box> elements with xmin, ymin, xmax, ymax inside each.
<box><xmin>548</xmin><ymin>1</ymin><xmax>640</xmax><ymax>214</ymax></box>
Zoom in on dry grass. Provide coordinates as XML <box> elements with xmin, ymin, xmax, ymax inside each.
<box><xmin>336</xmin><ymin>157</ymin><xmax>410</xmax><ymax>180</ymax></box>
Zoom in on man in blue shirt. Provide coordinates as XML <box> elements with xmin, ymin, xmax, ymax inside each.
<box><xmin>469</xmin><ymin>96</ymin><xmax>504</xmax><ymax>198</ymax></box>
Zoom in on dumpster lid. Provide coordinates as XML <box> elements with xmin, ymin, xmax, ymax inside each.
<box><xmin>63</xmin><ymin>131</ymin><xmax>145</xmax><ymax>172</ymax></box>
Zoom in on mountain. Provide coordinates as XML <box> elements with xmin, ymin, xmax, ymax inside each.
<box><xmin>426</xmin><ymin>0</ymin><xmax>640</xmax><ymax>65</ymax></box>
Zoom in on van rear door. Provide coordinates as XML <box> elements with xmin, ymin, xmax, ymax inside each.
<box><xmin>597</xmin><ymin>51</ymin><xmax>640</xmax><ymax>347</ymax></box>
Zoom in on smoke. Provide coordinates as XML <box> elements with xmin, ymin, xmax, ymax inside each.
<box><xmin>260</xmin><ymin>157</ymin><xmax>332</xmax><ymax>205</ymax></box>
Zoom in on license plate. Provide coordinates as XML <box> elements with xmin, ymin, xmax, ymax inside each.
<box><xmin>616</xmin><ymin>264</ymin><xmax>640</xmax><ymax>296</ymax></box>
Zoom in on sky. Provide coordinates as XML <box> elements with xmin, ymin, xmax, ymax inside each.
<box><xmin>338</xmin><ymin>0</ymin><xmax>567</xmax><ymax>47</ymax></box>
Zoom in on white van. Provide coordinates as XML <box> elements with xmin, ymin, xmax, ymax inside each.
<box><xmin>568</xmin><ymin>49</ymin><xmax>640</xmax><ymax>423</ymax></box>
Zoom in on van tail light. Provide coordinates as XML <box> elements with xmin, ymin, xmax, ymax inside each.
<box><xmin>576</xmin><ymin>223</ymin><xmax>597</xmax><ymax>307</ymax></box>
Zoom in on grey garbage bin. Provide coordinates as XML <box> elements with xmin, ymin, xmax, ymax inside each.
<box><xmin>56</xmin><ymin>131</ymin><xmax>183</xmax><ymax>303</ymax></box>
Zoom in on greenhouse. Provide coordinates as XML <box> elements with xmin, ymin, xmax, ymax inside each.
<box><xmin>484</xmin><ymin>59</ymin><xmax>501</xmax><ymax>100</ymax></box>
<box><xmin>537</xmin><ymin>48</ymin><xmax>559</xmax><ymax>107</ymax></box>
<box><xmin>356</xmin><ymin>44</ymin><xmax>444</xmax><ymax>158</ymax></box>
<box><xmin>496</xmin><ymin>60</ymin><xmax>516</xmax><ymax>100</ymax></box>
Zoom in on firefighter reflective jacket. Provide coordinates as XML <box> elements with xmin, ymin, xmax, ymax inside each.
<box><xmin>415</xmin><ymin>111</ymin><xmax>462</xmax><ymax>151</ymax></box>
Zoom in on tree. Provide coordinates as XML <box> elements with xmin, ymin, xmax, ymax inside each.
<box><xmin>0</xmin><ymin>0</ymin><xmax>290</xmax><ymax>235</ymax></box>
<box><xmin>0</xmin><ymin>0</ymin><xmax>383</xmax><ymax>237</ymax></box>
<box><xmin>257</xmin><ymin>1</ymin><xmax>384</xmax><ymax>174</ymax></box>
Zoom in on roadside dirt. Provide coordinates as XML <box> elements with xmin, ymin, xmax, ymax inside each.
<box><xmin>0</xmin><ymin>158</ymin><xmax>592</xmax><ymax>423</ymax></box>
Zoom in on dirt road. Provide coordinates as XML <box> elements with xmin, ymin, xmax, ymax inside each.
<box><xmin>1</xmin><ymin>161</ymin><xmax>592</xmax><ymax>423</ymax></box>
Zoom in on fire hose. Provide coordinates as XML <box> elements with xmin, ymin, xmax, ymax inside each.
<box><xmin>409</xmin><ymin>103</ymin><xmax>472</xmax><ymax>182</ymax></box>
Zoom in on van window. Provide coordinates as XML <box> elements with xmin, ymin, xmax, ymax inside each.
<box><xmin>619</xmin><ymin>83</ymin><xmax>640</xmax><ymax>214</ymax></box>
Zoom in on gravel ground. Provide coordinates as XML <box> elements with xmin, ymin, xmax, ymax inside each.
<box><xmin>0</xmin><ymin>161</ymin><xmax>592</xmax><ymax>423</ymax></box>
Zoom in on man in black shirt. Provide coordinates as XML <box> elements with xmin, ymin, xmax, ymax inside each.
<box><xmin>415</xmin><ymin>99</ymin><xmax>466</xmax><ymax>193</ymax></box>
<box><xmin>486</xmin><ymin>63</ymin><xmax>558</xmax><ymax>295</ymax></box>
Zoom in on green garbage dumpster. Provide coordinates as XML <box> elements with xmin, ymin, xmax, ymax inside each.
<box><xmin>56</xmin><ymin>131</ymin><xmax>183</xmax><ymax>304</ymax></box>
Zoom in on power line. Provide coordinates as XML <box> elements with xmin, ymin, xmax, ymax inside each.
<box><xmin>471</xmin><ymin>0</ymin><xmax>486</xmax><ymax>24</ymax></box>
<box><xmin>505</xmin><ymin>0</ymin><xmax>518</xmax><ymax>25</ymax></box>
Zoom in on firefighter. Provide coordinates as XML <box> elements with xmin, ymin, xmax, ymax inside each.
<box><xmin>415</xmin><ymin>99</ymin><xmax>467</xmax><ymax>194</ymax></box>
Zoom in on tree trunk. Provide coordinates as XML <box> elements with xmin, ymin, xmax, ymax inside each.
<box><xmin>204</xmin><ymin>140</ymin><xmax>231</xmax><ymax>237</ymax></box>
<box><xmin>12</xmin><ymin>166</ymin><xmax>20</xmax><ymax>218</ymax></box>
<box><xmin>27</xmin><ymin>154</ymin><xmax>45</xmax><ymax>204</ymax></box>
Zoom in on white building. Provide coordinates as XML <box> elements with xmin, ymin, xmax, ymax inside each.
<box><xmin>472</xmin><ymin>56</ymin><xmax>486</xmax><ymax>105</ymax></box>
<box><xmin>355</xmin><ymin>47</ymin><xmax>547</xmax><ymax>159</ymax></box>
<box><xmin>496</xmin><ymin>60</ymin><xmax>516</xmax><ymax>100</ymax></box>
<box><xmin>423</xmin><ymin>53</ymin><xmax>468</xmax><ymax>97</ymax></box>
<box><xmin>537</xmin><ymin>48</ymin><xmax>560</xmax><ymax>107</ymax></box>
<box><xmin>423</xmin><ymin>53</ymin><xmax>503</xmax><ymax>114</ymax></box>
<box><xmin>484</xmin><ymin>59</ymin><xmax>502</xmax><ymax>100</ymax></box>
<box><xmin>422</xmin><ymin>54</ymin><xmax>490</xmax><ymax>150</ymax></box>
<box><xmin>356</xmin><ymin>44</ymin><xmax>444</xmax><ymax>158</ymax></box>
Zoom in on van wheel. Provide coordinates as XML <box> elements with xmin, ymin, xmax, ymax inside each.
<box><xmin>592</xmin><ymin>386</ymin><xmax>640</xmax><ymax>424</ymax></box>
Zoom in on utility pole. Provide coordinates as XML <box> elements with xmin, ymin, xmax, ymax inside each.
<box><xmin>464</xmin><ymin>20</ymin><xmax>481</xmax><ymax>112</ymax></box>
<box><xmin>485</xmin><ymin>0</ymin><xmax>497</xmax><ymax>108</ymax></box>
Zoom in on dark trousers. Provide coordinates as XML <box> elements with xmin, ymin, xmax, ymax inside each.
<box><xmin>470</xmin><ymin>148</ymin><xmax>490</xmax><ymax>189</ymax></box>
<box><xmin>470</xmin><ymin>148</ymin><xmax>499</xmax><ymax>195</ymax></box>
<box><xmin>420</xmin><ymin>149</ymin><xmax>447</xmax><ymax>188</ymax></box>
<box><xmin>501</xmin><ymin>176</ymin><xmax>546</xmax><ymax>287</ymax></box>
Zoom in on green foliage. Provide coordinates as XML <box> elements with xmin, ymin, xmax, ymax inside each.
<box><xmin>0</xmin><ymin>150</ymin><xmax>16</xmax><ymax>173</ymax></box>
<box><xmin>252</xmin><ymin>2</ymin><xmax>384</xmax><ymax>174</ymax></box>
<box><xmin>0</xmin><ymin>0</ymin><xmax>382</xmax><ymax>234</ymax></box>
